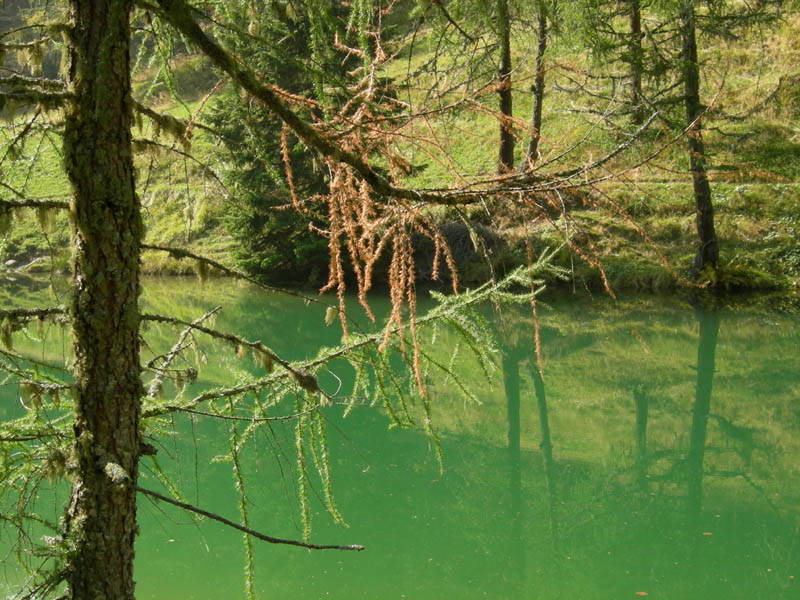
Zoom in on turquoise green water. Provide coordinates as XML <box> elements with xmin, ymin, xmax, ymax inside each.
<box><xmin>1</xmin><ymin>277</ymin><xmax>799</xmax><ymax>599</ymax></box>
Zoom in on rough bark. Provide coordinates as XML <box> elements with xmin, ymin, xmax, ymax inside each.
<box><xmin>497</xmin><ymin>0</ymin><xmax>514</xmax><ymax>173</ymax></box>
<box><xmin>628</xmin><ymin>0</ymin><xmax>645</xmax><ymax>125</ymax></box>
<box><xmin>61</xmin><ymin>0</ymin><xmax>143</xmax><ymax>597</ymax></box>
<box><xmin>524</xmin><ymin>7</ymin><xmax>547</xmax><ymax>167</ymax></box>
<box><xmin>680</xmin><ymin>1</ymin><xmax>718</xmax><ymax>276</ymax></box>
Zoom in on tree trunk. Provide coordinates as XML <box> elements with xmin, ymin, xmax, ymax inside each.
<box><xmin>628</xmin><ymin>0</ymin><xmax>645</xmax><ymax>124</ymax></box>
<box><xmin>61</xmin><ymin>0</ymin><xmax>143</xmax><ymax>597</ymax></box>
<box><xmin>497</xmin><ymin>0</ymin><xmax>514</xmax><ymax>173</ymax></box>
<box><xmin>680</xmin><ymin>0</ymin><xmax>718</xmax><ymax>276</ymax></box>
<box><xmin>524</xmin><ymin>7</ymin><xmax>548</xmax><ymax>167</ymax></box>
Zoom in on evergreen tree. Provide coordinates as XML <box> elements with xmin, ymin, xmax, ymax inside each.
<box><xmin>571</xmin><ymin>0</ymin><xmax>778</xmax><ymax>275</ymax></box>
<box><xmin>207</xmin><ymin>3</ymin><xmax>345</xmax><ymax>285</ymax></box>
<box><xmin>523</xmin><ymin>0</ymin><xmax>555</xmax><ymax>167</ymax></box>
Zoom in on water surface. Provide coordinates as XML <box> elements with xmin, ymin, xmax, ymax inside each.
<box><xmin>1</xmin><ymin>277</ymin><xmax>798</xmax><ymax>599</ymax></box>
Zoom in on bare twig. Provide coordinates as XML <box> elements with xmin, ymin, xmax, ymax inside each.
<box><xmin>136</xmin><ymin>486</ymin><xmax>364</xmax><ymax>551</ymax></box>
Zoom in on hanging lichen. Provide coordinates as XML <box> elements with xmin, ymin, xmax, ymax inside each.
<box><xmin>247</xmin><ymin>0</ymin><xmax>260</xmax><ymax>36</ymax></box>
<box><xmin>252</xmin><ymin>345</ymin><xmax>273</xmax><ymax>373</ymax></box>
<box><xmin>36</xmin><ymin>206</ymin><xmax>56</xmax><ymax>233</ymax></box>
<box><xmin>19</xmin><ymin>381</ymin><xmax>42</xmax><ymax>409</ymax></box>
<box><xmin>194</xmin><ymin>258</ymin><xmax>208</xmax><ymax>283</ymax></box>
<box><xmin>2</xmin><ymin>97</ymin><xmax>18</xmax><ymax>121</ymax></box>
<box><xmin>0</xmin><ymin>208</ymin><xmax>13</xmax><ymax>237</ymax></box>
<box><xmin>309</xmin><ymin>409</ymin><xmax>344</xmax><ymax>525</ymax></box>
<box><xmin>29</xmin><ymin>43</ymin><xmax>44</xmax><ymax>75</ymax></box>
<box><xmin>59</xmin><ymin>31</ymin><xmax>70</xmax><ymax>77</ymax></box>
<box><xmin>43</xmin><ymin>448</ymin><xmax>67</xmax><ymax>483</ymax></box>
<box><xmin>289</xmin><ymin>368</ymin><xmax>319</xmax><ymax>394</ymax></box>
<box><xmin>228</xmin><ymin>412</ymin><xmax>256</xmax><ymax>600</ymax></box>
<box><xmin>1</xmin><ymin>319</ymin><xmax>13</xmax><ymax>350</ymax></box>
<box><xmin>294</xmin><ymin>397</ymin><xmax>311</xmax><ymax>541</ymax></box>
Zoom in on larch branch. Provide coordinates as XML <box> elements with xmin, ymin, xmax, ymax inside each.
<box><xmin>136</xmin><ymin>486</ymin><xmax>364</xmax><ymax>551</ymax></box>
<box><xmin>0</xmin><ymin>198</ymin><xmax>69</xmax><ymax>210</ymax></box>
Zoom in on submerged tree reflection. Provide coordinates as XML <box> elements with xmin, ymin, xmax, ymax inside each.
<box><xmin>687</xmin><ymin>305</ymin><xmax>719</xmax><ymax>524</ymax></box>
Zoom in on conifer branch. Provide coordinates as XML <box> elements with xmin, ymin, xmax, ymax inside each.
<box><xmin>141</xmin><ymin>312</ymin><xmax>296</xmax><ymax>375</ymax></box>
<box><xmin>0</xmin><ymin>75</ymin><xmax>66</xmax><ymax>93</ymax></box>
<box><xmin>0</xmin><ymin>90</ymin><xmax>71</xmax><ymax>111</ymax></box>
<box><xmin>140</xmin><ymin>328</ymin><xmax>386</xmax><ymax>418</ymax></box>
<box><xmin>529</xmin><ymin>111</ymin><xmax>659</xmax><ymax>183</ymax></box>
<box><xmin>0</xmin><ymin>349</ymin><xmax>73</xmax><ymax>387</ymax></box>
<box><xmin>0</xmin><ymin>39</ymin><xmax>48</xmax><ymax>52</ymax></box>
<box><xmin>141</xmin><ymin>263</ymin><xmax>555</xmax><ymax>419</ymax></box>
<box><xmin>169</xmin><ymin>405</ymin><xmax>324</xmax><ymax>422</ymax></box>
<box><xmin>146</xmin><ymin>0</ymin><xmax>659</xmax><ymax>209</ymax></box>
<box><xmin>132</xmin><ymin>139</ymin><xmax>223</xmax><ymax>185</ymax></box>
<box><xmin>139</xmin><ymin>244</ymin><xmax>345</xmax><ymax>313</ymax></box>
<box><xmin>424</xmin><ymin>0</ymin><xmax>475</xmax><ymax>43</ymax></box>
<box><xmin>131</xmin><ymin>98</ymin><xmax>222</xmax><ymax>138</ymax></box>
<box><xmin>0</xmin><ymin>198</ymin><xmax>70</xmax><ymax>210</ymax></box>
<box><xmin>141</xmin><ymin>310</ymin><xmax>321</xmax><ymax>402</ymax></box>
<box><xmin>0</xmin><ymin>24</ymin><xmax>55</xmax><ymax>41</ymax></box>
<box><xmin>143</xmin><ymin>307</ymin><xmax>219</xmax><ymax>399</ymax></box>
<box><xmin>131</xmin><ymin>100</ymin><xmax>190</xmax><ymax>138</ymax></box>
<box><xmin>0</xmin><ymin>108</ymin><xmax>42</xmax><ymax>171</ymax></box>
<box><xmin>145</xmin><ymin>0</ymin><xmax>486</xmax><ymax>206</ymax></box>
<box><xmin>136</xmin><ymin>486</ymin><xmax>364</xmax><ymax>551</ymax></box>
<box><xmin>0</xmin><ymin>434</ymin><xmax>59</xmax><ymax>443</ymax></box>
<box><xmin>142</xmin><ymin>378</ymin><xmax>280</xmax><ymax>418</ymax></box>
<box><xmin>0</xmin><ymin>307</ymin><xmax>68</xmax><ymax>321</ymax></box>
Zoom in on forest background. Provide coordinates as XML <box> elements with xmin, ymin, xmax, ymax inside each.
<box><xmin>2</xmin><ymin>0</ymin><xmax>799</xmax><ymax>294</ymax></box>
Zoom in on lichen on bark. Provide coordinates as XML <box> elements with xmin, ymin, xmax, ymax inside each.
<box><xmin>60</xmin><ymin>0</ymin><xmax>144</xmax><ymax>597</ymax></box>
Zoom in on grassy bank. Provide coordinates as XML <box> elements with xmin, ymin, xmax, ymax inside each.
<box><xmin>1</xmin><ymin>11</ymin><xmax>799</xmax><ymax>297</ymax></box>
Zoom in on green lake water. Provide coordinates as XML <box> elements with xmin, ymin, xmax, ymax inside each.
<box><xmin>1</xmin><ymin>276</ymin><xmax>799</xmax><ymax>599</ymax></box>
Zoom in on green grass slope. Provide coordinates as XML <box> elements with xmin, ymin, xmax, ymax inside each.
<box><xmin>1</xmin><ymin>11</ymin><xmax>799</xmax><ymax>295</ymax></box>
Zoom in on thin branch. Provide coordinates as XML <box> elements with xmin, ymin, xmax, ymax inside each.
<box><xmin>0</xmin><ymin>109</ymin><xmax>41</xmax><ymax>169</ymax></box>
<box><xmin>142</xmin><ymin>311</ymin><xmax>294</xmax><ymax>374</ymax></box>
<box><xmin>0</xmin><ymin>74</ymin><xmax>66</xmax><ymax>92</ymax></box>
<box><xmin>171</xmin><ymin>404</ymin><xmax>322</xmax><ymax>422</ymax></box>
<box><xmin>0</xmin><ymin>434</ymin><xmax>58</xmax><ymax>443</ymax></box>
<box><xmin>142</xmin><ymin>0</ymin><xmax>660</xmax><ymax>210</ymax></box>
<box><xmin>428</xmin><ymin>0</ymin><xmax>475</xmax><ymax>43</ymax></box>
<box><xmin>144</xmin><ymin>307</ymin><xmax>220</xmax><ymax>399</ymax></box>
<box><xmin>0</xmin><ymin>307</ymin><xmax>68</xmax><ymax>321</ymax></box>
<box><xmin>139</xmin><ymin>244</ymin><xmax>347</xmax><ymax>314</ymax></box>
<box><xmin>0</xmin><ymin>347</ymin><xmax>73</xmax><ymax>379</ymax></box>
<box><xmin>533</xmin><ymin>111</ymin><xmax>659</xmax><ymax>181</ymax></box>
<box><xmin>132</xmin><ymin>139</ymin><xmax>224</xmax><ymax>187</ymax></box>
<box><xmin>131</xmin><ymin>98</ymin><xmax>223</xmax><ymax>139</ymax></box>
<box><xmin>0</xmin><ymin>90</ymin><xmax>71</xmax><ymax>110</ymax></box>
<box><xmin>136</xmin><ymin>486</ymin><xmax>364</xmax><ymax>551</ymax></box>
<box><xmin>145</xmin><ymin>0</ymin><xmax>483</xmax><ymax>206</ymax></box>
